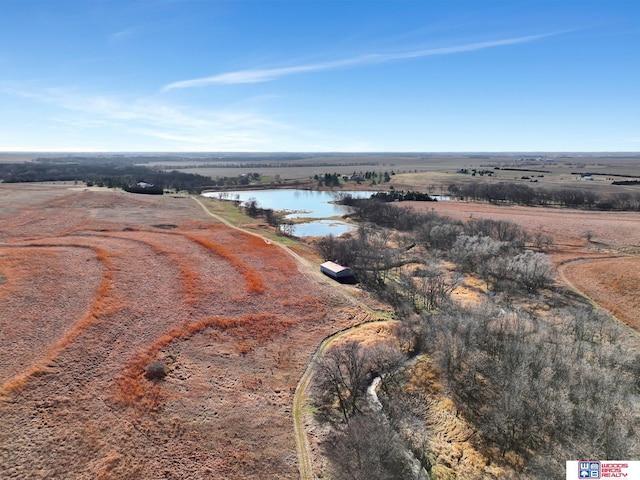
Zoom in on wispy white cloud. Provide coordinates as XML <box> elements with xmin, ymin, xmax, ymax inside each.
<box><xmin>109</xmin><ymin>28</ymin><xmax>135</xmax><ymax>44</ymax></box>
<box><xmin>163</xmin><ymin>32</ymin><xmax>560</xmax><ymax>90</ymax></box>
<box><xmin>1</xmin><ymin>85</ymin><xmax>355</xmax><ymax>151</ymax></box>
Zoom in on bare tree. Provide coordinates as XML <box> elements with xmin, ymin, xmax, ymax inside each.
<box><xmin>415</xmin><ymin>264</ymin><xmax>460</xmax><ymax>310</ymax></box>
<box><xmin>532</xmin><ymin>230</ymin><xmax>553</xmax><ymax>250</ymax></box>
<box><xmin>245</xmin><ymin>197</ymin><xmax>259</xmax><ymax>217</ymax></box>
<box><xmin>313</xmin><ymin>341</ymin><xmax>372</xmax><ymax>424</ymax></box>
<box><xmin>324</xmin><ymin>413</ymin><xmax>417</xmax><ymax>480</ymax></box>
<box><xmin>508</xmin><ymin>250</ymin><xmax>554</xmax><ymax>291</ymax></box>
<box><xmin>316</xmin><ymin>234</ymin><xmax>339</xmax><ymax>261</ymax></box>
<box><xmin>449</xmin><ymin>234</ymin><xmax>507</xmax><ymax>273</ymax></box>
<box><xmin>428</xmin><ymin>223</ymin><xmax>462</xmax><ymax>250</ymax></box>
<box><xmin>397</xmin><ymin>271</ymin><xmax>421</xmax><ymax>312</ymax></box>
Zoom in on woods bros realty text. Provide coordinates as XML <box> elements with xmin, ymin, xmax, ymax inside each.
<box><xmin>567</xmin><ymin>461</ymin><xmax>640</xmax><ymax>479</ymax></box>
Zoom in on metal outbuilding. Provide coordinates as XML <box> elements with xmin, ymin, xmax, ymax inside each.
<box><xmin>320</xmin><ymin>261</ymin><xmax>354</xmax><ymax>280</ymax></box>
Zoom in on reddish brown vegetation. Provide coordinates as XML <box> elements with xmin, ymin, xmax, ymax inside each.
<box><xmin>183</xmin><ymin>231</ymin><xmax>266</xmax><ymax>293</ymax></box>
<box><xmin>562</xmin><ymin>257</ymin><xmax>640</xmax><ymax>330</ymax></box>
<box><xmin>0</xmin><ymin>185</ymin><xmax>360</xmax><ymax>479</ymax></box>
<box><xmin>406</xmin><ymin>200</ymin><xmax>640</xmax><ymax>250</ymax></box>
<box><xmin>115</xmin><ymin>313</ymin><xmax>285</xmax><ymax>412</ymax></box>
<box><xmin>0</xmin><ymin>244</ymin><xmax>115</xmax><ymax>397</ymax></box>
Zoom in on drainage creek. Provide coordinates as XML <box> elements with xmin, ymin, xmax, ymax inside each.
<box><xmin>366</xmin><ymin>376</ymin><xmax>431</xmax><ymax>480</ymax></box>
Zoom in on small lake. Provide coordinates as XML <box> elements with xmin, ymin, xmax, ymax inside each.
<box><xmin>201</xmin><ymin>189</ymin><xmax>375</xmax><ymax>237</ymax></box>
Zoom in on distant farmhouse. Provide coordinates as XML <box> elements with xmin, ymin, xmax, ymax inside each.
<box><xmin>124</xmin><ymin>181</ymin><xmax>163</xmax><ymax>195</ymax></box>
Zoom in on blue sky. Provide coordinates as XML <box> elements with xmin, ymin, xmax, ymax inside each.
<box><xmin>1</xmin><ymin>0</ymin><xmax>639</xmax><ymax>152</ymax></box>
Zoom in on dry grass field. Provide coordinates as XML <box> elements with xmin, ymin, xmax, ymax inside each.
<box><xmin>407</xmin><ymin>201</ymin><xmax>640</xmax><ymax>249</ymax></box>
<box><xmin>561</xmin><ymin>257</ymin><xmax>640</xmax><ymax>331</ymax></box>
<box><xmin>388</xmin><ymin>154</ymin><xmax>640</xmax><ymax>196</ymax></box>
<box><xmin>8</xmin><ymin>152</ymin><xmax>630</xmax><ymax>189</ymax></box>
<box><xmin>0</xmin><ymin>183</ymin><xmax>366</xmax><ymax>479</ymax></box>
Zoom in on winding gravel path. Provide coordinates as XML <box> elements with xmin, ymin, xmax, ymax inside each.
<box><xmin>191</xmin><ymin>195</ymin><xmax>392</xmax><ymax>479</ymax></box>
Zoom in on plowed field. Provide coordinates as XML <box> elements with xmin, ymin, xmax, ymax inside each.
<box><xmin>0</xmin><ymin>184</ymin><xmax>361</xmax><ymax>479</ymax></box>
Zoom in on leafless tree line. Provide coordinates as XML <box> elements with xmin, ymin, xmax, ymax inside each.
<box><xmin>315</xmin><ymin>304</ymin><xmax>639</xmax><ymax>479</ymax></box>
<box><xmin>312</xmin><ymin>341</ymin><xmax>420</xmax><ymax>480</ymax></box>
<box><xmin>451</xmin><ymin>181</ymin><xmax>640</xmax><ymax>211</ymax></box>
<box><xmin>391</xmin><ymin>304</ymin><xmax>640</xmax><ymax>477</ymax></box>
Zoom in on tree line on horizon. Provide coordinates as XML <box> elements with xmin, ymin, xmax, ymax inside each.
<box><xmin>447</xmin><ymin>181</ymin><xmax>640</xmax><ymax>210</ymax></box>
<box><xmin>0</xmin><ymin>160</ymin><xmax>212</xmax><ymax>194</ymax></box>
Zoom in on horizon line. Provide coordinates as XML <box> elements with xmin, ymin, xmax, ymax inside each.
<box><xmin>2</xmin><ymin>150</ymin><xmax>638</xmax><ymax>155</ymax></box>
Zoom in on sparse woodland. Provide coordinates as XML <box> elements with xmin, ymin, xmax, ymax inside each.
<box><xmin>312</xmin><ymin>198</ymin><xmax>640</xmax><ymax>479</ymax></box>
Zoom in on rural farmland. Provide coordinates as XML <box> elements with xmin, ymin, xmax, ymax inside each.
<box><xmin>0</xmin><ymin>183</ymin><xmax>373</xmax><ymax>479</ymax></box>
<box><xmin>1</xmin><ymin>164</ymin><xmax>639</xmax><ymax>478</ymax></box>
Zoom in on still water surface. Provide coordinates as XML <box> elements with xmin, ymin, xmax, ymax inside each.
<box><xmin>201</xmin><ymin>189</ymin><xmax>375</xmax><ymax>237</ymax></box>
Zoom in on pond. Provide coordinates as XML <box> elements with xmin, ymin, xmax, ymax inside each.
<box><xmin>201</xmin><ymin>189</ymin><xmax>376</xmax><ymax>237</ymax></box>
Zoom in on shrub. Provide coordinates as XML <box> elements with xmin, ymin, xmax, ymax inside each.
<box><xmin>145</xmin><ymin>361</ymin><xmax>167</xmax><ymax>381</ymax></box>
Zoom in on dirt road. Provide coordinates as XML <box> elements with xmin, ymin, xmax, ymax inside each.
<box><xmin>191</xmin><ymin>195</ymin><xmax>391</xmax><ymax>480</ymax></box>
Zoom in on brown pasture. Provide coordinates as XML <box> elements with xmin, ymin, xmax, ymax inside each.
<box><xmin>0</xmin><ymin>183</ymin><xmax>363</xmax><ymax>479</ymax></box>
<box><xmin>561</xmin><ymin>257</ymin><xmax>640</xmax><ymax>331</ymax></box>
<box><xmin>406</xmin><ymin>200</ymin><xmax>640</xmax><ymax>249</ymax></box>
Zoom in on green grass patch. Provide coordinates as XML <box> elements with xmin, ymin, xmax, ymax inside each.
<box><xmin>199</xmin><ymin>197</ymin><xmax>253</xmax><ymax>226</ymax></box>
<box><xmin>266</xmin><ymin>231</ymin><xmax>302</xmax><ymax>247</ymax></box>
<box><xmin>198</xmin><ymin>196</ymin><xmax>311</xmax><ymax>249</ymax></box>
